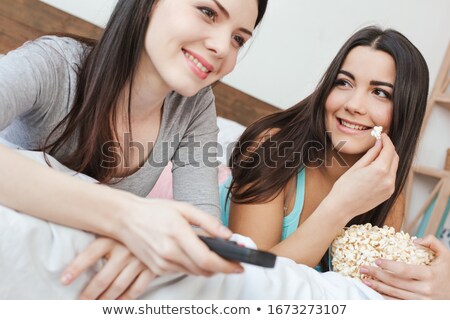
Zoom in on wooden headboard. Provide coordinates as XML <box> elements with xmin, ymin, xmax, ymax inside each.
<box><xmin>0</xmin><ymin>0</ymin><xmax>281</xmax><ymax>126</ymax></box>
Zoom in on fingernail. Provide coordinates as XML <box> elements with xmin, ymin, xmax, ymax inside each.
<box><xmin>234</xmin><ymin>268</ymin><xmax>244</xmax><ymax>273</ymax></box>
<box><xmin>360</xmin><ymin>267</ymin><xmax>369</xmax><ymax>274</ymax></box>
<box><xmin>375</xmin><ymin>259</ymin><xmax>382</xmax><ymax>266</ymax></box>
<box><xmin>362</xmin><ymin>280</ymin><xmax>372</xmax><ymax>287</ymax></box>
<box><xmin>60</xmin><ymin>272</ymin><xmax>73</xmax><ymax>285</ymax></box>
<box><xmin>414</xmin><ymin>238</ymin><xmax>423</xmax><ymax>244</ymax></box>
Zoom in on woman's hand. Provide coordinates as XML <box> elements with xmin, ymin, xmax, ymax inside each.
<box><xmin>115</xmin><ymin>198</ymin><xmax>243</xmax><ymax>278</ymax></box>
<box><xmin>61</xmin><ymin>237</ymin><xmax>154</xmax><ymax>300</ymax></box>
<box><xmin>329</xmin><ymin>133</ymin><xmax>399</xmax><ymax>219</ymax></box>
<box><xmin>359</xmin><ymin>235</ymin><xmax>450</xmax><ymax>299</ymax></box>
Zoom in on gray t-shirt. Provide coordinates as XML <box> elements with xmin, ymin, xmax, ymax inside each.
<box><xmin>0</xmin><ymin>36</ymin><xmax>220</xmax><ymax>217</ymax></box>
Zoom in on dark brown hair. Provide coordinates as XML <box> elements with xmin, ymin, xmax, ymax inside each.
<box><xmin>41</xmin><ymin>0</ymin><xmax>268</xmax><ymax>183</ymax></box>
<box><xmin>228</xmin><ymin>26</ymin><xmax>429</xmax><ymax>270</ymax></box>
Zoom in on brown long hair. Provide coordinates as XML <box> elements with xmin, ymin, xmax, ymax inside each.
<box><xmin>41</xmin><ymin>0</ymin><xmax>268</xmax><ymax>183</ymax></box>
<box><xmin>228</xmin><ymin>26</ymin><xmax>429</xmax><ymax>270</ymax></box>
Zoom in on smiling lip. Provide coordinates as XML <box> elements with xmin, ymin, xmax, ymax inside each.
<box><xmin>337</xmin><ymin>117</ymin><xmax>372</xmax><ymax>133</ymax></box>
<box><xmin>182</xmin><ymin>49</ymin><xmax>214</xmax><ymax>80</ymax></box>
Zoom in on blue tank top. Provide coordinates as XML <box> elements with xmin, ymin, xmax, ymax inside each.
<box><xmin>219</xmin><ymin>169</ymin><xmax>306</xmax><ymax>240</ymax></box>
<box><xmin>219</xmin><ymin>169</ymin><xmax>324</xmax><ymax>272</ymax></box>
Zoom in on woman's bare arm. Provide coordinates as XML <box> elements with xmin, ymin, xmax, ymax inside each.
<box><xmin>0</xmin><ymin>144</ymin><xmax>242</xmax><ymax>276</ymax></box>
<box><xmin>229</xmin><ymin>135</ymin><xmax>399</xmax><ymax>267</ymax></box>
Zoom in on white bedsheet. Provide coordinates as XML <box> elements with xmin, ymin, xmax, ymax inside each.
<box><xmin>0</xmin><ymin>137</ymin><xmax>382</xmax><ymax>300</ymax></box>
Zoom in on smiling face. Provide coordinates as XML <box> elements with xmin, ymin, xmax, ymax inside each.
<box><xmin>143</xmin><ymin>0</ymin><xmax>258</xmax><ymax>97</ymax></box>
<box><xmin>325</xmin><ymin>46</ymin><xmax>396</xmax><ymax>155</ymax></box>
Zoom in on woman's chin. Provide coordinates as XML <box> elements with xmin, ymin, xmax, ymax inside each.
<box><xmin>334</xmin><ymin>145</ymin><xmax>370</xmax><ymax>160</ymax></box>
<box><xmin>331</xmin><ymin>138</ymin><xmax>373</xmax><ymax>156</ymax></box>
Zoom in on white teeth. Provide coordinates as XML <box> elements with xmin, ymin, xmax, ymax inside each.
<box><xmin>183</xmin><ymin>51</ymin><xmax>210</xmax><ymax>73</ymax></box>
<box><xmin>340</xmin><ymin>119</ymin><xmax>368</xmax><ymax>131</ymax></box>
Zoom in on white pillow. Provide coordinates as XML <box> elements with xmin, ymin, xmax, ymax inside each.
<box><xmin>216</xmin><ymin>117</ymin><xmax>246</xmax><ymax>165</ymax></box>
<box><xmin>0</xmin><ymin>138</ymin><xmax>99</xmax><ymax>299</ymax></box>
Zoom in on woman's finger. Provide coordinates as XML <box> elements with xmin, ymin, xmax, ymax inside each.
<box><xmin>79</xmin><ymin>247</ymin><xmax>130</xmax><ymax>299</ymax></box>
<box><xmin>362</xmin><ymin>278</ymin><xmax>420</xmax><ymax>300</ymax></box>
<box><xmin>145</xmin><ymin>243</ymin><xmax>192</xmax><ymax>276</ymax></box>
<box><xmin>174</xmin><ymin>202</ymin><xmax>232</xmax><ymax>239</ymax></box>
<box><xmin>388</xmin><ymin>152</ymin><xmax>399</xmax><ymax>180</ymax></box>
<box><xmin>371</xmin><ymin>134</ymin><xmax>396</xmax><ymax>168</ymax></box>
<box><xmin>175</xmin><ymin>222</ymin><xmax>243</xmax><ymax>274</ymax></box>
<box><xmin>373</xmin><ymin>259</ymin><xmax>430</xmax><ymax>281</ymax></box>
<box><xmin>168</xmin><ymin>203</ymin><xmax>242</xmax><ymax>274</ymax></box>
<box><xmin>360</xmin><ymin>263</ymin><xmax>433</xmax><ymax>299</ymax></box>
<box><xmin>151</xmin><ymin>236</ymin><xmax>212</xmax><ymax>276</ymax></box>
<box><xmin>350</xmin><ymin>138</ymin><xmax>382</xmax><ymax>169</ymax></box>
<box><xmin>119</xmin><ymin>269</ymin><xmax>156</xmax><ymax>300</ymax></box>
<box><xmin>98</xmin><ymin>259</ymin><xmax>144</xmax><ymax>300</ymax></box>
<box><xmin>61</xmin><ymin>238</ymin><xmax>112</xmax><ymax>285</ymax></box>
<box><xmin>415</xmin><ymin>235</ymin><xmax>448</xmax><ymax>255</ymax></box>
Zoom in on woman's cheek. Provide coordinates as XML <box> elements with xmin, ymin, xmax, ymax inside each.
<box><xmin>374</xmin><ymin>106</ymin><xmax>393</xmax><ymax>132</ymax></box>
<box><xmin>220</xmin><ymin>55</ymin><xmax>238</xmax><ymax>78</ymax></box>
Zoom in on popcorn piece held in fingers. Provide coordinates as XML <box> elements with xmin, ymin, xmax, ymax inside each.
<box><xmin>371</xmin><ymin>126</ymin><xmax>383</xmax><ymax>140</ymax></box>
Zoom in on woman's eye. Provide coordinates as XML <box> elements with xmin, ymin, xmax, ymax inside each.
<box><xmin>373</xmin><ymin>88</ymin><xmax>392</xmax><ymax>99</ymax></box>
<box><xmin>233</xmin><ymin>35</ymin><xmax>245</xmax><ymax>48</ymax></box>
<box><xmin>335</xmin><ymin>79</ymin><xmax>351</xmax><ymax>87</ymax></box>
<box><xmin>199</xmin><ymin>7</ymin><xmax>217</xmax><ymax>21</ymax></box>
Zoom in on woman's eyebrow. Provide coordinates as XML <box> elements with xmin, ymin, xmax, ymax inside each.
<box><xmin>212</xmin><ymin>0</ymin><xmax>253</xmax><ymax>37</ymax></box>
<box><xmin>370</xmin><ymin>80</ymin><xmax>394</xmax><ymax>88</ymax></box>
<box><xmin>339</xmin><ymin>70</ymin><xmax>393</xmax><ymax>88</ymax></box>
<box><xmin>338</xmin><ymin>70</ymin><xmax>355</xmax><ymax>80</ymax></box>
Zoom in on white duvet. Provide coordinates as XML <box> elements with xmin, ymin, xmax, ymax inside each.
<box><xmin>0</xmin><ymin>137</ymin><xmax>382</xmax><ymax>300</ymax></box>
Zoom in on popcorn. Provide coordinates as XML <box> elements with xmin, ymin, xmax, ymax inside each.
<box><xmin>331</xmin><ymin>223</ymin><xmax>435</xmax><ymax>279</ymax></box>
<box><xmin>371</xmin><ymin>126</ymin><xmax>382</xmax><ymax>140</ymax></box>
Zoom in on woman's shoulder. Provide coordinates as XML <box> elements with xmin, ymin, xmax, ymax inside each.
<box><xmin>12</xmin><ymin>35</ymin><xmax>88</xmax><ymax>67</ymax></box>
<box><xmin>165</xmin><ymin>86</ymin><xmax>215</xmax><ymax>119</ymax></box>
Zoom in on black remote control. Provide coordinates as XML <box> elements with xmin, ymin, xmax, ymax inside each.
<box><xmin>199</xmin><ymin>235</ymin><xmax>277</xmax><ymax>268</ymax></box>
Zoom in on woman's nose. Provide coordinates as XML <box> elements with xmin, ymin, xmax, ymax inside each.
<box><xmin>204</xmin><ymin>29</ymin><xmax>231</xmax><ymax>58</ymax></box>
<box><xmin>344</xmin><ymin>91</ymin><xmax>367</xmax><ymax>115</ymax></box>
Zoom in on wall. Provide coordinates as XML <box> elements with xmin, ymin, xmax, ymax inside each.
<box><xmin>40</xmin><ymin>0</ymin><xmax>450</xmax><ymax>230</ymax></box>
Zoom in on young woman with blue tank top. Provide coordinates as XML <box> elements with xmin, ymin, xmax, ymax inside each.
<box><xmin>151</xmin><ymin>25</ymin><xmax>450</xmax><ymax>300</ymax></box>
<box><xmin>221</xmin><ymin>26</ymin><xmax>429</xmax><ymax>275</ymax></box>
<box><xmin>221</xmin><ymin>168</ymin><xmax>306</xmax><ymax>241</ymax></box>
<box><xmin>0</xmin><ymin>0</ymin><xmax>268</xmax><ymax>299</ymax></box>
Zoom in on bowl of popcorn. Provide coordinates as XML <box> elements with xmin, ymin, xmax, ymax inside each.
<box><xmin>331</xmin><ymin>223</ymin><xmax>435</xmax><ymax>279</ymax></box>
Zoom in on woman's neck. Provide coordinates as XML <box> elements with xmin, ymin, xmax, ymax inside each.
<box><xmin>119</xmin><ymin>52</ymin><xmax>170</xmax><ymax>121</ymax></box>
<box><xmin>319</xmin><ymin>149</ymin><xmax>362</xmax><ymax>182</ymax></box>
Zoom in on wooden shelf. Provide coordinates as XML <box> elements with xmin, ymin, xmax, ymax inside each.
<box><xmin>435</xmin><ymin>95</ymin><xmax>450</xmax><ymax>109</ymax></box>
<box><xmin>412</xmin><ymin>165</ymin><xmax>449</xmax><ymax>179</ymax></box>
<box><xmin>405</xmin><ymin>43</ymin><xmax>450</xmax><ymax>236</ymax></box>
